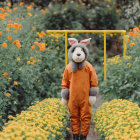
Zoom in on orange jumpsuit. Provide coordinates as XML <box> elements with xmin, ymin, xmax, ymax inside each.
<box><xmin>61</xmin><ymin>61</ymin><xmax>98</xmax><ymax>136</ymax></box>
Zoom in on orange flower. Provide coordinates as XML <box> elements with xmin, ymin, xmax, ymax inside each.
<box><xmin>130</xmin><ymin>42</ymin><xmax>136</xmax><ymax>47</ymax></box>
<box><xmin>3</xmin><ymin>72</ymin><xmax>8</xmax><ymax>77</ymax></box>
<box><xmin>14</xmin><ymin>81</ymin><xmax>18</xmax><ymax>86</ymax></box>
<box><xmin>34</xmin><ymin>41</ymin><xmax>39</xmax><ymax>45</ymax></box>
<box><xmin>126</xmin><ymin>38</ymin><xmax>129</xmax><ymax>42</ymax></box>
<box><xmin>39</xmin><ymin>43</ymin><xmax>45</xmax><ymax>52</ymax></box>
<box><xmin>21</xmin><ymin>17</ymin><xmax>24</xmax><ymax>20</ymax></box>
<box><xmin>7</xmin><ymin>35</ymin><xmax>12</xmax><ymax>41</ymax></box>
<box><xmin>133</xmin><ymin>32</ymin><xmax>138</xmax><ymax>37</ymax></box>
<box><xmin>0</xmin><ymin>8</ymin><xmax>5</xmax><ymax>13</ymax></box>
<box><xmin>27</xmin><ymin>13</ymin><xmax>32</xmax><ymax>16</ymax></box>
<box><xmin>8</xmin><ymin>20</ymin><xmax>12</xmax><ymax>23</ymax></box>
<box><xmin>20</xmin><ymin>2</ymin><xmax>24</xmax><ymax>6</ymax></box>
<box><xmin>2</xmin><ymin>42</ymin><xmax>7</xmax><ymax>48</ymax></box>
<box><xmin>30</xmin><ymin>56</ymin><xmax>33</xmax><ymax>60</ymax></box>
<box><xmin>0</xmin><ymin>31</ymin><xmax>2</xmax><ymax>36</ymax></box>
<box><xmin>6</xmin><ymin>28</ymin><xmax>10</xmax><ymax>32</ymax></box>
<box><xmin>0</xmin><ymin>14</ymin><xmax>5</xmax><ymax>20</ymax></box>
<box><xmin>13</xmin><ymin>7</ymin><xmax>19</xmax><ymax>11</ymax></box>
<box><xmin>32</xmin><ymin>27</ymin><xmax>36</xmax><ymax>30</ymax></box>
<box><xmin>31</xmin><ymin>45</ymin><xmax>35</xmax><ymax>50</ymax></box>
<box><xmin>129</xmin><ymin>32</ymin><xmax>133</xmax><ymax>37</ymax></box>
<box><xmin>7</xmin><ymin>3</ymin><xmax>11</xmax><ymax>6</ymax></box>
<box><xmin>27</xmin><ymin>61</ymin><xmax>31</xmax><ymax>64</ymax></box>
<box><xmin>16</xmin><ymin>43</ymin><xmax>21</xmax><ymax>48</ymax></box>
<box><xmin>18</xmin><ymin>24</ymin><xmax>22</xmax><ymax>28</ymax></box>
<box><xmin>5</xmin><ymin>92</ymin><xmax>11</xmax><ymax>97</ymax></box>
<box><xmin>14</xmin><ymin>23</ymin><xmax>19</xmax><ymax>28</ymax></box>
<box><xmin>7</xmin><ymin>24</ymin><xmax>13</xmax><ymax>28</ymax></box>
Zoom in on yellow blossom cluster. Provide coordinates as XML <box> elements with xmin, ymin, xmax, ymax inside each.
<box><xmin>107</xmin><ymin>55</ymin><xmax>122</xmax><ymax>65</ymax></box>
<box><xmin>0</xmin><ymin>98</ymin><xmax>69</xmax><ymax>140</ymax></box>
<box><xmin>93</xmin><ymin>99</ymin><xmax>140</xmax><ymax>140</ymax></box>
<box><xmin>47</xmin><ymin>33</ymin><xmax>65</xmax><ymax>39</ymax></box>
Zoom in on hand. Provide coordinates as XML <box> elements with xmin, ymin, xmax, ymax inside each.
<box><xmin>61</xmin><ymin>98</ymin><xmax>68</xmax><ymax>106</ymax></box>
<box><xmin>89</xmin><ymin>96</ymin><xmax>96</xmax><ymax>105</ymax></box>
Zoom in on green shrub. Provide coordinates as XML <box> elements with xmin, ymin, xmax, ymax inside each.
<box><xmin>0</xmin><ymin>3</ymin><xmax>65</xmax><ymax>130</ymax></box>
<box><xmin>99</xmin><ymin>27</ymin><xmax>140</xmax><ymax>105</ymax></box>
<box><xmin>44</xmin><ymin>3</ymin><xmax>88</xmax><ymax>30</ymax></box>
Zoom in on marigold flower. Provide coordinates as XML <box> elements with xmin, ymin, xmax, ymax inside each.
<box><xmin>27</xmin><ymin>13</ymin><xmax>32</xmax><ymax>16</ymax></box>
<box><xmin>7</xmin><ymin>36</ymin><xmax>12</xmax><ymax>41</ymax></box>
<box><xmin>14</xmin><ymin>81</ymin><xmax>18</xmax><ymax>86</ymax></box>
<box><xmin>3</xmin><ymin>72</ymin><xmax>8</xmax><ymax>77</ymax></box>
<box><xmin>30</xmin><ymin>57</ymin><xmax>33</xmax><ymax>60</ymax></box>
<box><xmin>20</xmin><ymin>2</ymin><xmax>24</xmax><ymax>6</ymax></box>
<box><xmin>8</xmin><ymin>20</ymin><xmax>12</xmax><ymax>23</ymax></box>
<box><xmin>0</xmin><ymin>8</ymin><xmax>5</xmax><ymax>13</ymax></box>
<box><xmin>6</xmin><ymin>28</ymin><xmax>10</xmax><ymax>32</ymax></box>
<box><xmin>2</xmin><ymin>42</ymin><xmax>7</xmax><ymax>48</ymax></box>
<box><xmin>7</xmin><ymin>3</ymin><xmax>11</xmax><ymax>6</ymax></box>
<box><xmin>34</xmin><ymin>41</ymin><xmax>39</xmax><ymax>45</ymax></box>
<box><xmin>129</xmin><ymin>32</ymin><xmax>133</xmax><ymax>37</ymax></box>
<box><xmin>32</xmin><ymin>27</ymin><xmax>36</xmax><ymax>30</ymax></box>
<box><xmin>13</xmin><ymin>7</ymin><xmax>19</xmax><ymax>11</ymax></box>
<box><xmin>16</xmin><ymin>42</ymin><xmax>21</xmax><ymax>48</ymax></box>
<box><xmin>31</xmin><ymin>45</ymin><xmax>35</xmax><ymax>50</ymax></box>
<box><xmin>0</xmin><ymin>31</ymin><xmax>2</xmax><ymax>36</ymax></box>
<box><xmin>17</xmin><ymin>57</ymin><xmax>20</xmax><ymax>62</ymax></box>
<box><xmin>130</xmin><ymin>42</ymin><xmax>136</xmax><ymax>47</ymax></box>
<box><xmin>5</xmin><ymin>92</ymin><xmax>11</xmax><ymax>97</ymax></box>
<box><xmin>27</xmin><ymin>61</ymin><xmax>31</xmax><ymax>64</ymax></box>
<box><xmin>126</xmin><ymin>38</ymin><xmax>129</xmax><ymax>42</ymax></box>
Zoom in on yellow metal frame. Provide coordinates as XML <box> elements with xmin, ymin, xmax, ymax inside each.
<box><xmin>47</xmin><ymin>30</ymin><xmax>126</xmax><ymax>80</ymax></box>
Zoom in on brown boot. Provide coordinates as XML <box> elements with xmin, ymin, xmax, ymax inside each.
<box><xmin>80</xmin><ymin>134</ymin><xmax>87</xmax><ymax>140</ymax></box>
<box><xmin>73</xmin><ymin>134</ymin><xmax>79</xmax><ymax>140</ymax></box>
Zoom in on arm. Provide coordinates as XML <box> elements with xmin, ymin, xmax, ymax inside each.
<box><xmin>61</xmin><ymin>67</ymin><xmax>70</xmax><ymax>105</ymax></box>
<box><xmin>89</xmin><ymin>65</ymin><xmax>99</xmax><ymax>105</ymax></box>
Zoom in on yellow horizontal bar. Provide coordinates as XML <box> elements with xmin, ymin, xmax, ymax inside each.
<box><xmin>47</xmin><ymin>30</ymin><xmax>126</xmax><ymax>33</ymax></box>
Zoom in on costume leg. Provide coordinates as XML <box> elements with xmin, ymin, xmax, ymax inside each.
<box><xmin>68</xmin><ymin>101</ymin><xmax>81</xmax><ymax>134</ymax></box>
<box><xmin>80</xmin><ymin>102</ymin><xmax>92</xmax><ymax>136</ymax></box>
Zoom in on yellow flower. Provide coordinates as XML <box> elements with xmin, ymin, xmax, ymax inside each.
<box><xmin>17</xmin><ymin>57</ymin><xmax>20</xmax><ymax>62</ymax></box>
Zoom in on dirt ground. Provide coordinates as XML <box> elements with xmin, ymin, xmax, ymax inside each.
<box><xmin>65</xmin><ymin>93</ymin><xmax>104</xmax><ymax>140</ymax></box>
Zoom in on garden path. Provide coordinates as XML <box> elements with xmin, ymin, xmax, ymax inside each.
<box><xmin>66</xmin><ymin>93</ymin><xmax>104</xmax><ymax>140</ymax></box>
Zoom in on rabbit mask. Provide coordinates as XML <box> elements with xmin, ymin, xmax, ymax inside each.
<box><xmin>68</xmin><ymin>38</ymin><xmax>91</xmax><ymax>72</ymax></box>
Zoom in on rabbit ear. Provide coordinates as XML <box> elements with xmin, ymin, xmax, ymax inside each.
<box><xmin>80</xmin><ymin>38</ymin><xmax>91</xmax><ymax>46</ymax></box>
<box><xmin>68</xmin><ymin>38</ymin><xmax>78</xmax><ymax>46</ymax></box>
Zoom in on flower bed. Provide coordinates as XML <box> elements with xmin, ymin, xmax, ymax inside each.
<box><xmin>93</xmin><ymin>99</ymin><xmax>140</xmax><ymax>140</ymax></box>
<box><xmin>0</xmin><ymin>98</ymin><xmax>69</xmax><ymax>140</ymax></box>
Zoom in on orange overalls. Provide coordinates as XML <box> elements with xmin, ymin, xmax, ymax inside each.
<box><xmin>61</xmin><ymin>61</ymin><xmax>98</xmax><ymax>136</ymax></box>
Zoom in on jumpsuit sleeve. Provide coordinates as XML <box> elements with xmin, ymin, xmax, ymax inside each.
<box><xmin>61</xmin><ymin>67</ymin><xmax>70</xmax><ymax>89</ymax></box>
<box><xmin>90</xmin><ymin>65</ymin><xmax>98</xmax><ymax>87</ymax></box>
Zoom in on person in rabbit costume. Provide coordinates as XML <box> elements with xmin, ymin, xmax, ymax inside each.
<box><xmin>61</xmin><ymin>38</ymin><xmax>98</xmax><ymax>140</ymax></box>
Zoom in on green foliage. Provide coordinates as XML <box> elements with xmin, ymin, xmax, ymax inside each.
<box><xmin>44</xmin><ymin>3</ymin><xmax>88</xmax><ymax>30</ymax></box>
<box><xmin>99</xmin><ymin>29</ymin><xmax>140</xmax><ymax>106</ymax></box>
<box><xmin>0</xmin><ymin>4</ymin><xmax>65</xmax><ymax>130</ymax></box>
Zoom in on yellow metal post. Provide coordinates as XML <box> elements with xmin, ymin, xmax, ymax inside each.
<box><xmin>46</xmin><ymin>30</ymin><xmax>126</xmax><ymax>80</ymax></box>
<box><xmin>65</xmin><ymin>32</ymin><xmax>68</xmax><ymax>66</ymax></box>
<box><xmin>123</xmin><ymin>32</ymin><xmax>126</xmax><ymax>58</ymax></box>
<box><xmin>104</xmin><ymin>32</ymin><xmax>107</xmax><ymax>80</ymax></box>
